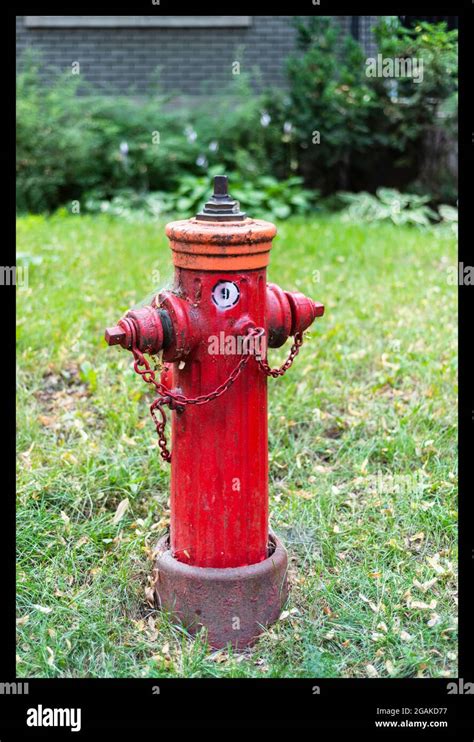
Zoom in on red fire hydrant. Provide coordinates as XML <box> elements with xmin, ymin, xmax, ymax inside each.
<box><xmin>105</xmin><ymin>176</ymin><xmax>324</xmax><ymax>648</ymax></box>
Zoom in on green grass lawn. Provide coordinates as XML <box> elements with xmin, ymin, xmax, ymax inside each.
<box><xmin>16</xmin><ymin>212</ymin><xmax>457</xmax><ymax>678</ymax></box>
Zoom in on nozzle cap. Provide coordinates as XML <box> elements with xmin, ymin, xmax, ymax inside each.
<box><xmin>105</xmin><ymin>325</ymin><xmax>126</xmax><ymax>346</ymax></box>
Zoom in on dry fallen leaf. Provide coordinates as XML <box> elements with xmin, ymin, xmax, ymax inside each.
<box><xmin>38</xmin><ymin>415</ymin><xmax>59</xmax><ymax>428</ymax></box>
<box><xmin>209</xmin><ymin>650</ymin><xmax>228</xmax><ymax>664</ymax></box>
<box><xmin>112</xmin><ymin>498</ymin><xmax>129</xmax><ymax>525</ymax></box>
<box><xmin>16</xmin><ymin>615</ymin><xmax>29</xmax><ymax>626</ymax></box>
<box><xmin>360</xmin><ymin>594</ymin><xmax>382</xmax><ymax>614</ymax></box>
<box><xmin>146</xmin><ymin>616</ymin><xmax>159</xmax><ymax>642</ymax></box>
<box><xmin>292</xmin><ymin>490</ymin><xmax>315</xmax><ymax>500</ymax></box>
<box><xmin>427</xmin><ymin>554</ymin><xmax>446</xmax><ymax>575</ymax></box>
<box><xmin>366</xmin><ymin>664</ymin><xmax>379</xmax><ymax>678</ymax></box>
<box><xmin>144</xmin><ymin>586</ymin><xmax>155</xmax><ymax>606</ymax></box>
<box><xmin>313</xmin><ymin>464</ymin><xmax>333</xmax><ymax>474</ymax></box>
<box><xmin>407</xmin><ymin>598</ymin><xmax>437</xmax><ymax>611</ymax></box>
<box><xmin>413</xmin><ymin>577</ymin><xmax>438</xmax><ymax>593</ymax></box>
<box><xmin>33</xmin><ymin>604</ymin><xmax>53</xmax><ymax>614</ymax></box>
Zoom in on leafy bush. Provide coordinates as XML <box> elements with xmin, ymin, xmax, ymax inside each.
<box><xmin>187</xmin><ymin>76</ymin><xmax>295</xmax><ymax>182</ymax></box>
<box><xmin>17</xmin><ymin>56</ymin><xmax>201</xmax><ymax>212</ymax></box>
<box><xmin>373</xmin><ymin>19</ymin><xmax>458</xmax><ymax>106</ymax></box>
<box><xmin>16</xmin><ymin>18</ymin><xmax>458</xmax><ymax>213</ymax></box>
<box><xmin>17</xmin><ymin>59</ymin><xmax>100</xmax><ymax>212</ymax></box>
<box><xmin>17</xmin><ymin>60</ymin><xmax>294</xmax><ymax>213</ymax></box>
<box><xmin>339</xmin><ymin>188</ymin><xmax>456</xmax><ymax>228</ymax></box>
<box><xmin>285</xmin><ymin>16</ymin><xmax>458</xmax><ymax>198</ymax></box>
<box><xmin>370</xmin><ymin>19</ymin><xmax>458</xmax><ymax>202</ymax></box>
<box><xmin>84</xmin><ymin>169</ymin><xmax>317</xmax><ymax>222</ymax></box>
<box><xmin>286</xmin><ymin>16</ymin><xmax>382</xmax><ymax>192</ymax></box>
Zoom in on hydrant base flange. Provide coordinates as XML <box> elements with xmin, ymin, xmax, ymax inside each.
<box><xmin>154</xmin><ymin>532</ymin><xmax>288</xmax><ymax>649</ymax></box>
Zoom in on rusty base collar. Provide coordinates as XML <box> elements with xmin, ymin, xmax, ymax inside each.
<box><xmin>154</xmin><ymin>532</ymin><xmax>288</xmax><ymax>649</ymax></box>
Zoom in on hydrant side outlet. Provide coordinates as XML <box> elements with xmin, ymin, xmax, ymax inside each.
<box><xmin>105</xmin><ymin>175</ymin><xmax>324</xmax><ymax>648</ymax></box>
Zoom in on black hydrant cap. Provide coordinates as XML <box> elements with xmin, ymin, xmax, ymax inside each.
<box><xmin>196</xmin><ymin>175</ymin><xmax>246</xmax><ymax>221</ymax></box>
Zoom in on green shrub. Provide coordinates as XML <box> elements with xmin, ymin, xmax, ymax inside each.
<box><xmin>17</xmin><ymin>59</ymin><xmax>100</xmax><ymax>212</ymax></box>
<box><xmin>371</xmin><ymin>19</ymin><xmax>458</xmax><ymax>201</ymax></box>
<box><xmin>286</xmin><ymin>16</ymin><xmax>382</xmax><ymax>191</ymax></box>
<box><xmin>338</xmin><ymin>187</ymin><xmax>457</xmax><ymax>229</ymax></box>
<box><xmin>339</xmin><ymin>188</ymin><xmax>437</xmax><ymax>227</ymax></box>
<box><xmin>16</xmin><ymin>57</ymin><xmax>201</xmax><ymax>212</ymax></box>
<box><xmin>16</xmin><ymin>18</ymin><xmax>458</xmax><ymax>213</ymax></box>
<box><xmin>285</xmin><ymin>16</ymin><xmax>457</xmax><ymax>198</ymax></box>
<box><xmin>176</xmin><ymin>75</ymin><xmax>297</xmax><ymax>183</ymax></box>
<box><xmin>373</xmin><ymin>18</ymin><xmax>458</xmax><ymax>106</ymax></box>
<box><xmin>84</xmin><ymin>169</ymin><xmax>318</xmax><ymax>222</ymax></box>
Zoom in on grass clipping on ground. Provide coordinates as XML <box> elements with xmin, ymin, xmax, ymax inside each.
<box><xmin>16</xmin><ymin>213</ymin><xmax>457</xmax><ymax>678</ymax></box>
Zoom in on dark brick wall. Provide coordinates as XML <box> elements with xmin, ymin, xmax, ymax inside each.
<box><xmin>16</xmin><ymin>16</ymin><xmax>377</xmax><ymax>96</ymax></box>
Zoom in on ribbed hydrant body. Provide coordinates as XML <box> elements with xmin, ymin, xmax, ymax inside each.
<box><xmin>166</xmin><ymin>263</ymin><xmax>269</xmax><ymax>569</ymax></box>
<box><xmin>105</xmin><ymin>176</ymin><xmax>324</xmax><ymax>647</ymax></box>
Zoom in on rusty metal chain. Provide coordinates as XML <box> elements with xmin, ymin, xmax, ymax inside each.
<box><xmin>255</xmin><ymin>331</ymin><xmax>304</xmax><ymax>378</ymax></box>
<box><xmin>149</xmin><ymin>397</ymin><xmax>171</xmax><ymax>461</ymax></box>
<box><xmin>130</xmin><ymin>325</ymin><xmax>304</xmax><ymax>462</ymax></box>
